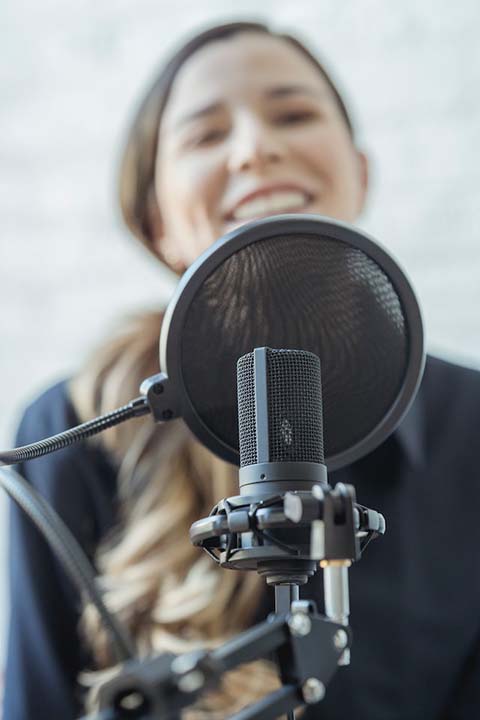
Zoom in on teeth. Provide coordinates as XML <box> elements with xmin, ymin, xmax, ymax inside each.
<box><xmin>232</xmin><ymin>191</ymin><xmax>308</xmax><ymax>220</ymax></box>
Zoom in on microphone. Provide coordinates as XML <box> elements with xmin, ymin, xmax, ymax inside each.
<box><xmin>237</xmin><ymin>347</ymin><xmax>350</xmax><ymax>660</ymax></box>
<box><xmin>237</xmin><ymin>347</ymin><xmax>328</xmax><ymax>496</ymax></box>
<box><xmin>235</xmin><ymin>347</ymin><xmax>326</xmax><ymax>587</ymax></box>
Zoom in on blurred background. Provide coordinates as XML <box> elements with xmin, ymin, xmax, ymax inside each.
<box><xmin>1</xmin><ymin>0</ymin><xmax>479</xmax><ymax>659</ymax></box>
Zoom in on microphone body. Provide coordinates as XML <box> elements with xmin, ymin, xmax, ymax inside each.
<box><xmin>236</xmin><ymin>347</ymin><xmax>328</xmax><ymax>585</ymax></box>
<box><xmin>237</xmin><ymin>347</ymin><xmax>328</xmax><ymax>496</ymax></box>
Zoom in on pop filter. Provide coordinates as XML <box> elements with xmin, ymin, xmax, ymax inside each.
<box><xmin>159</xmin><ymin>214</ymin><xmax>424</xmax><ymax>470</ymax></box>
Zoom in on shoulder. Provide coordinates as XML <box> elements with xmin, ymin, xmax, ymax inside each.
<box><xmin>16</xmin><ymin>379</ymin><xmax>79</xmax><ymax>443</ymax></box>
<box><xmin>14</xmin><ymin>380</ymin><xmax>118</xmax><ymax>542</ymax></box>
<box><xmin>421</xmin><ymin>354</ymin><xmax>480</xmax><ymax>451</ymax></box>
<box><xmin>423</xmin><ymin>354</ymin><xmax>480</xmax><ymax>402</ymax></box>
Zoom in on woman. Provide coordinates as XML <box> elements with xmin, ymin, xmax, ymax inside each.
<box><xmin>5</xmin><ymin>20</ymin><xmax>480</xmax><ymax>720</ymax></box>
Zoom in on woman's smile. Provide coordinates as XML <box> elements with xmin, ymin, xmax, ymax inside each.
<box><xmin>221</xmin><ymin>181</ymin><xmax>315</xmax><ymax>233</ymax></box>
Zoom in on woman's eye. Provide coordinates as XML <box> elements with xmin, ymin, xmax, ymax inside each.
<box><xmin>274</xmin><ymin>110</ymin><xmax>319</xmax><ymax>125</ymax></box>
<box><xmin>191</xmin><ymin>128</ymin><xmax>226</xmax><ymax>147</ymax></box>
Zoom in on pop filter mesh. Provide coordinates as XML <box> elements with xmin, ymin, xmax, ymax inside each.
<box><xmin>180</xmin><ymin>233</ymin><xmax>408</xmax><ymax>461</ymax></box>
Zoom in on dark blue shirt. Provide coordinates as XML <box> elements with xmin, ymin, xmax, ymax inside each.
<box><xmin>4</xmin><ymin>355</ymin><xmax>480</xmax><ymax>719</ymax></box>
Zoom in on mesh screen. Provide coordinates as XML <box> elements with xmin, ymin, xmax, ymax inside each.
<box><xmin>181</xmin><ymin>233</ymin><xmax>408</xmax><ymax>461</ymax></box>
<box><xmin>237</xmin><ymin>352</ymin><xmax>257</xmax><ymax>466</ymax></box>
<box><xmin>266</xmin><ymin>349</ymin><xmax>324</xmax><ymax>464</ymax></box>
<box><xmin>237</xmin><ymin>349</ymin><xmax>323</xmax><ymax>466</ymax></box>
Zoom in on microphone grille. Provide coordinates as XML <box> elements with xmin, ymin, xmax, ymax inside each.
<box><xmin>237</xmin><ymin>348</ymin><xmax>324</xmax><ymax>467</ymax></box>
<box><xmin>237</xmin><ymin>351</ymin><xmax>257</xmax><ymax>467</ymax></box>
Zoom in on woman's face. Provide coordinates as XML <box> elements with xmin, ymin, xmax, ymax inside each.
<box><xmin>154</xmin><ymin>32</ymin><xmax>368</xmax><ymax>269</ymax></box>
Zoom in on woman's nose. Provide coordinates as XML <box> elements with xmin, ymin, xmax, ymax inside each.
<box><xmin>227</xmin><ymin>117</ymin><xmax>285</xmax><ymax>174</ymax></box>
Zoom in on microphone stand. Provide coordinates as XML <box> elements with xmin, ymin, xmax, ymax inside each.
<box><xmin>89</xmin><ymin>600</ymin><xmax>348</xmax><ymax>720</ymax></box>
<box><xmin>84</xmin><ymin>482</ymin><xmax>384</xmax><ymax>720</ymax></box>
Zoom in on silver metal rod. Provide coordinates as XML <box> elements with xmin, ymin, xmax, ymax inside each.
<box><xmin>323</xmin><ymin>565</ymin><xmax>351</xmax><ymax>665</ymax></box>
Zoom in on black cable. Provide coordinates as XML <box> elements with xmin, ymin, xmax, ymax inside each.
<box><xmin>0</xmin><ymin>396</ymin><xmax>149</xmax><ymax>466</ymax></box>
<box><xmin>1</xmin><ymin>466</ymin><xmax>136</xmax><ymax>663</ymax></box>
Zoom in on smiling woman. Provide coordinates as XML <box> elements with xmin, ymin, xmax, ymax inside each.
<box><xmin>5</xmin><ymin>19</ymin><xmax>480</xmax><ymax>720</ymax></box>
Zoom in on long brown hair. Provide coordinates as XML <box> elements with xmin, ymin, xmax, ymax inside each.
<box><xmin>71</xmin><ymin>310</ymin><xmax>279</xmax><ymax>716</ymax></box>
<box><xmin>73</xmin><ymin>21</ymin><xmax>354</xmax><ymax>716</ymax></box>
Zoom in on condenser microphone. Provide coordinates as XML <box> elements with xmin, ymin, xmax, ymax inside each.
<box><xmin>237</xmin><ymin>347</ymin><xmax>328</xmax><ymax>496</ymax></box>
<box><xmin>237</xmin><ymin>347</ymin><xmax>350</xmax><ymax>648</ymax></box>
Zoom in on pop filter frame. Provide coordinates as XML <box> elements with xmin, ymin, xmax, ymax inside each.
<box><xmin>159</xmin><ymin>214</ymin><xmax>425</xmax><ymax>471</ymax></box>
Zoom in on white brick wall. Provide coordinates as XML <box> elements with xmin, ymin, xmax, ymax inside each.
<box><xmin>1</xmin><ymin>0</ymin><xmax>480</xmax><ymax>658</ymax></box>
